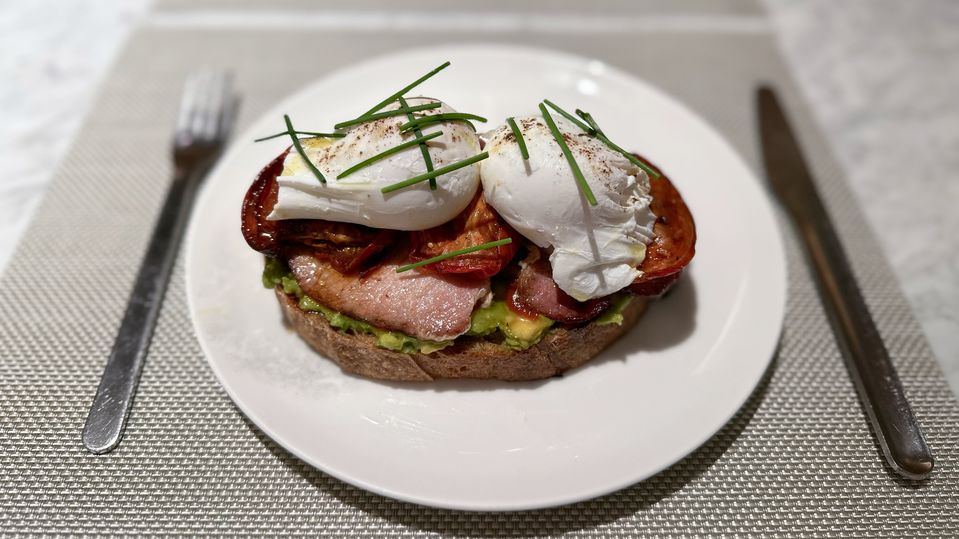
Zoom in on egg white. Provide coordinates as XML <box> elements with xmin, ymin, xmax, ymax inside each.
<box><xmin>480</xmin><ymin>115</ymin><xmax>656</xmax><ymax>301</ymax></box>
<box><xmin>268</xmin><ymin>97</ymin><xmax>482</xmax><ymax>231</ymax></box>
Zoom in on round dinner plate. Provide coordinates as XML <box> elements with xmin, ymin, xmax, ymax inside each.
<box><xmin>185</xmin><ymin>43</ymin><xmax>786</xmax><ymax>511</ymax></box>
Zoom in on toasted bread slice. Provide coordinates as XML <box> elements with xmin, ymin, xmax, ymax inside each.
<box><xmin>275</xmin><ymin>288</ymin><xmax>647</xmax><ymax>382</ymax></box>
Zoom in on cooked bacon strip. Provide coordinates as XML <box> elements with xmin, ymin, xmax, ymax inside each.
<box><xmin>409</xmin><ymin>192</ymin><xmax>519</xmax><ymax>279</ymax></box>
<box><xmin>240</xmin><ymin>149</ymin><xmax>396</xmax><ymax>273</ymax></box>
<box><xmin>287</xmin><ymin>250</ymin><xmax>491</xmax><ymax>341</ymax></box>
<box><xmin>508</xmin><ymin>258</ymin><xmax>611</xmax><ymax>324</ymax></box>
<box><xmin>630</xmin><ymin>157</ymin><xmax>696</xmax><ymax>296</ymax></box>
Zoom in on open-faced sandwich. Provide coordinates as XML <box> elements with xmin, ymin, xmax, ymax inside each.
<box><xmin>241</xmin><ymin>62</ymin><xmax>695</xmax><ymax>382</ymax></box>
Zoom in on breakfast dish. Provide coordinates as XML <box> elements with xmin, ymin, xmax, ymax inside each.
<box><xmin>186</xmin><ymin>44</ymin><xmax>785</xmax><ymax>509</ymax></box>
<box><xmin>240</xmin><ymin>62</ymin><xmax>695</xmax><ymax>382</ymax></box>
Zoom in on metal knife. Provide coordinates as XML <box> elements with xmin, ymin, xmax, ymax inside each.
<box><xmin>757</xmin><ymin>86</ymin><xmax>933</xmax><ymax>480</ymax></box>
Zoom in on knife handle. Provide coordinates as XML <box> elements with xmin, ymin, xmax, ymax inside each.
<box><xmin>802</xmin><ymin>207</ymin><xmax>934</xmax><ymax>479</ymax></box>
<box><xmin>758</xmin><ymin>88</ymin><xmax>934</xmax><ymax>479</ymax></box>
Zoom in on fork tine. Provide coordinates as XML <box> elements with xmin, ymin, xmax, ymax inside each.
<box><xmin>175</xmin><ymin>69</ymin><xmax>234</xmax><ymax>147</ymax></box>
<box><xmin>201</xmin><ymin>72</ymin><xmax>224</xmax><ymax>142</ymax></box>
<box><xmin>200</xmin><ymin>71</ymin><xmax>233</xmax><ymax>142</ymax></box>
<box><xmin>216</xmin><ymin>72</ymin><xmax>236</xmax><ymax>138</ymax></box>
<box><xmin>190</xmin><ymin>70</ymin><xmax>216</xmax><ymax>141</ymax></box>
<box><xmin>175</xmin><ymin>71</ymin><xmax>203</xmax><ymax>141</ymax></box>
<box><xmin>208</xmin><ymin>72</ymin><xmax>231</xmax><ymax>141</ymax></box>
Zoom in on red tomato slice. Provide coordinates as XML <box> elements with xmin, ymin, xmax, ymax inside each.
<box><xmin>279</xmin><ymin>220</ymin><xmax>397</xmax><ymax>274</ymax></box>
<box><xmin>630</xmin><ymin>157</ymin><xmax>696</xmax><ymax>296</ymax></box>
<box><xmin>409</xmin><ymin>193</ymin><xmax>519</xmax><ymax>279</ymax></box>
<box><xmin>240</xmin><ymin>148</ymin><xmax>396</xmax><ymax>274</ymax></box>
<box><xmin>240</xmin><ymin>150</ymin><xmax>287</xmax><ymax>256</ymax></box>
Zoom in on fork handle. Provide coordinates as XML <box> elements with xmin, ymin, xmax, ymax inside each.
<box><xmin>82</xmin><ymin>166</ymin><xmax>204</xmax><ymax>454</ymax></box>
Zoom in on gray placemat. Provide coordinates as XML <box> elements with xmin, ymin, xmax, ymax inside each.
<box><xmin>3</xmin><ymin>15</ymin><xmax>959</xmax><ymax>539</ymax></box>
<box><xmin>154</xmin><ymin>0</ymin><xmax>764</xmax><ymax>16</ymax></box>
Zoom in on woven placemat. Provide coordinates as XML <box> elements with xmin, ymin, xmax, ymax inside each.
<box><xmin>2</xmin><ymin>13</ymin><xmax>958</xmax><ymax>538</ymax></box>
<box><xmin>153</xmin><ymin>0</ymin><xmax>764</xmax><ymax>15</ymax></box>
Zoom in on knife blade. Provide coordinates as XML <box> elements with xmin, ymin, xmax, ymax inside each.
<box><xmin>757</xmin><ymin>86</ymin><xmax>933</xmax><ymax>480</ymax></box>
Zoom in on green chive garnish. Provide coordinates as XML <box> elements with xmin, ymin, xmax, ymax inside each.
<box><xmin>543</xmin><ymin>99</ymin><xmax>594</xmax><ymax>134</ymax></box>
<box><xmin>284</xmin><ymin>114</ymin><xmax>326</xmax><ymax>184</ymax></box>
<box><xmin>334</xmin><ymin>102</ymin><xmax>441</xmax><ymax>130</ymax></box>
<box><xmin>597</xmin><ymin>132</ymin><xmax>660</xmax><ymax>177</ymax></box>
<box><xmin>538</xmin><ymin>103</ymin><xmax>596</xmax><ymax>206</ymax></box>
<box><xmin>381</xmin><ymin>152</ymin><xmax>489</xmax><ymax>194</ymax></box>
<box><xmin>575</xmin><ymin>109</ymin><xmax>605</xmax><ymax>137</ymax></box>
<box><xmin>574</xmin><ymin>108</ymin><xmax>660</xmax><ymax>178</ymax></box>
<box><xmin>337</xmin><ymin>131</ymin><xmax>443</xmax><ymax>179</ymax></box>
<box><xmin>359</xmin><ymin>61</ymin><xmax>451</xmax><ymax>117</ymax></box>
<box><xmin>254</xmin><ymin>131</ymin><xmax>345</xmax><ymax>143</ymax></box>
<box><xmin>506</xmin><ymin>117</ymin><xmax>529</xmax><ymax>160</ymax></box>
<box><xmin>398</xmin><ymin>96</ymin><xmax>438</xmax><ymax>190</ymax></box>
<box><xmin>399</xmin><ymin>113</ymin><xmax>488</xmax><ymax>132</ymax></box>
<box><xmin>395</xmin><ymin>238</ymin><xmax>512</xmax><ymax>273</ymax></box>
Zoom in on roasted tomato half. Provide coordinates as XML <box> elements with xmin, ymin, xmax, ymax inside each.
<box><xmin>409</xmin><ymin>192</ymin><xmax>519</xmax><ymax>279</ymax></box>
<box><xmin>240</xmin><ymin>149</ymin><xmax>396</xmax><ymax>274</ymax></box>
<box><xmin>630</xmin><ymin>158</ymin><xmax>696</xmax><ymax>296</ymax></box>
<box><xmin>240</xmin><ymin>151</ymin><xmax>288</xmax><ymax>256</ymax></box>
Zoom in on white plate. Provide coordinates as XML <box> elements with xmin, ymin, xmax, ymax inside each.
<box><xmin>185</xmin><ymin>43</ymin><xmax>786</xmax><ymax>511</ymax></box>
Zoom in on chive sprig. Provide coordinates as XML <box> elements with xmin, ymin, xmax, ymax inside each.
<box><xmin>398</xmin><ymin>96</ymin><xmax>438</xmax><ymax>190</ymax></box>
<box><xmin>334</xmin><ymin>102</ymin><xmax>441</xmax><ymax>130</ymax></box>
<box><xmin>395</xmin><ymin>238</ymin><xmax>512</xmax><ymax>273</ymax></box>
<box><xmin>544</xmin><ymin>100</ymin><xmax>661</xmax><ymax>178</ymax></box>
<box><xmin>574</xmin><ymin>109</ymin><xmax>605</xmax><ymax>137</ymax></box>
<box><xmin>400</xmin><ymin>112</ymin><xmax>488</xmax><ymax>132</ymax></box>
<box><xmin>506</xmin><ymin>117</ymin><xmax>529</xmax><ymax>160</ymax></box>
<box><xmin>538</xmin><ymin>103</ymin><xmax>596</xmax><ymax>206</ymax></box>
<box><xmin>359</xmin><ymin>61</ymin><xmax>451</xmax><ymax>117</ymax></box>
<box><xmin>337</xmin><ymin>131</ymin><xmax>442</xmax><ymax>179</ymax></box>
<box><xmin>381</xmin><ymin>152</ymin><xmax>489</xmax><ymax>194</ymax></box>
<box><xmin>543</xmin><ymin>99</ymin><xmax>594</xmax><ymax>134</ymax></box>
<box><xmin>284</xmin><ymin>114</ymin><xmax>326</xmax><ymax>184</ymax></box>
<box><xmin>254</xmin><ymin>131</ymin><xmax>344</xmax><ymax>143</ymax></box>
<box><xmin>574</xmin><ymin>108</ymin><xmax>659</xmax><ymax>177</ymax></box>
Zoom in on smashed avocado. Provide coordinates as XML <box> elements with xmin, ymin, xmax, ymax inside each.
<box><xmin>466</xmin><ymin>301</ymin><xmax>553</xmax><ymax>350</ymax></box>
<box><xmin>595</xmin><ymin>294</ymin><xmax>633</xmax><ymax>326</ymax></box>
<box><xmin>262</xmin><ymin>257</ymin><xmax>630</xmax><ymax>355</ymax></box>
<box><xmin>466</xmin><ymin>294</ymin><xmax>630</xmax><ymax>349</ymax></box>
<box><xmin>262</xmin><ymin>258</ymin><xmax>451</xmax><ymax>354</ymax></box>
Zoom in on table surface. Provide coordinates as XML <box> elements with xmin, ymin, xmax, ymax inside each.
<box><xmin>1</xmin><ymin>0</ymin><xmax>956</xmax><ymax>404</ymax></box>
<box><xmin>2</xmin><ymin>2</ymin><xmax>959</xmax><ymax>535</ymax></box>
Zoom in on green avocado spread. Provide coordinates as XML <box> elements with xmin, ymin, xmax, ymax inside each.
<box><xmin>465</xmin><ymin>301</ymin><xmax>553</xmax><ymax>349</ymax></box>
<box><xmin>263</xmin><ymin>257</ymin><xmax>630</xmax><ymax>355</ymax></box>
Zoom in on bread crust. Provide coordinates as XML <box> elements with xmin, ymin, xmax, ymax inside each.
<box><xmin>276</xmin><ymin>288</ymin><xmax>647</xmax><ymax>382</ymax></box>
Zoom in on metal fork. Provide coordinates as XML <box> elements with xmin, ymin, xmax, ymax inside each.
<box><xmin>82</xmin><ymin>70</ymin><xmax>236</xmax><ymax>454</ymax></box>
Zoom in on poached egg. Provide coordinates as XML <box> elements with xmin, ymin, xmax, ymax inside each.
<box><xmin>268</xmin><ymin>97</ymin><xmax>481</xmax><ymax>230</ymax></box>
<box><xmin>480</xmin><ymin>115</ymin><xmax>656</xmax><ymax>301</ymax></box>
